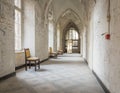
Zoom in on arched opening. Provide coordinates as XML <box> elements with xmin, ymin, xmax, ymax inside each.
<box><xmin>56</xmin><ymin>8</ymin><xmax>82</xmax><ymax>54</ymax></box>
<box><xmin>63</xmin><ymin>22</ymin><xmax>80</xmax><ymax>53</ymax></box>
<box><xmin>65</xmin><ymin>28</ymin><xmax>79</xmax><ymax>53</ymax></box>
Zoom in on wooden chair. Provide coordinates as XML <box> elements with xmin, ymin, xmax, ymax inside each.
<box><xmin>57</xmin><ymin>50</ymin><xmax>63</xmax><ymax>55</ymax></box>
<box><xmin>49</xmin><ymin>47</ymin><xmax>57</xmax><ymax>58</ymax></box>
<box><xmin>24</xmin><ymin>48</ymin><xmax>40</xmax><ymax>71</ymax></box>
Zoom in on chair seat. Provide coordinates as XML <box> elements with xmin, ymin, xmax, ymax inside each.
<box><xmin>27</xmin><ymin>57</ymin><xmax>39</xmax><ymax>61</ymax></box>
<box><xmin>57</xmin><ymin>50</ymin><xmax>63</xmax><ymax>55</ymax></box>
<box><xmin>49</xmin><ymin>52</ymin><xmax>57</xmax><ymax>58</ymax></box>
<box><xmin>50</xmin><ymin>52</ymin><xmax>57</xmax><ymax>54</ymax></box>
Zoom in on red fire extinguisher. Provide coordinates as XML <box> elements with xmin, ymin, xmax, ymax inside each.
<box><xmin>105</xmin><ymin>34</ymin><xmax>110</xmax><ymax>40</ymax></box>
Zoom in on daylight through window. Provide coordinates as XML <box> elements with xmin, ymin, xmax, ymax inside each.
<box><xmin>15</xmin><ymin>0</ymin><xmax>22</xmax><ymax>50</ymax></box>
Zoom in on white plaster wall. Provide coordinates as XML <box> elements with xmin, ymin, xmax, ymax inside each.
<box><xmin>87</xmin><ymin>0</ymin><xmax>120</xmax><ymax>93</ymax></box>
<box><xmin>82</xmin><ymin>28</ymin><xmax>87</xmax><ymax>59</ymax></box>
<box><xmin>92</xmin><ymin>0</ymin><xmax>110</xmax><ymax>89</ymax></box>
<box><xmin>86</xmin><ymin>12</ymin><xmax>94</xmax><ymax>69</ymax></box>
<box><xmin>0</xmin><ymin>0</ymin><xmax>15</xmax><ymax>77</ymax></box>
<box><xmin>23</xmin><ymin>0</ymin><xmax>35</xmax><ymax>56</ymax></box>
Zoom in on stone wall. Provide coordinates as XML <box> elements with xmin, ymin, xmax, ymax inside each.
<box><xmin>0</xmin><ymin>0</ymin><xmax>49</xmax><ymax>78</ymax></box>
<box><xmin>0</xmin><ymin>0</ymin><xmax>15</xmax><ymax>77</ymax></box>
<box><xmin>15</xmin><ymin>52</ymin><xmax>25</xmax><ymax>67</ymax></box>
<box><xmin>109</xmin><ymin>0</ymin><xmax>120</xmax><ymax>92</ymax></box>
<box><xmin>23</xmin><ymin>0</ymin><xmax>49</xmax><ymax>60</ymax></box>
<box><xmin>35</xmin><ymin>1</ymin><xmax>49</xmax><ymax>60</ymax></box>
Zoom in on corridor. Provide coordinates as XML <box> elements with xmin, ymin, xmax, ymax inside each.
<box><xmin>1</xmin><ymin>0</ymin><xmax>120</xmax><ymax>93</ymax></box>
<box><xmin>0</xmin><ymin>54</ymin><xmax>104</xmax><ymax>93</ymax></box>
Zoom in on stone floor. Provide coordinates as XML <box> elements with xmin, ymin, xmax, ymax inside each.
<box><xmin>0</xmin><ymin>54</ymin><xmax>105</xmax><ymax>93</ymax></box>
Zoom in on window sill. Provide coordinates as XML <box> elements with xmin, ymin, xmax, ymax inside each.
<box><xmin>15</xmin><ymin>50</ymin><xmax>24</xmax><ymax>54</ymax></box>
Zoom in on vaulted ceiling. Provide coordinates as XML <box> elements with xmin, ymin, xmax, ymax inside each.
<box><xmin>58</xmin><ymin>8</ymin><xmax>82</xmax><ymax>32</ymax></box>
<box><xmin>38</xmin><ymin>0</ymin><xmax>96</xmax><ymax>31</ymax></box>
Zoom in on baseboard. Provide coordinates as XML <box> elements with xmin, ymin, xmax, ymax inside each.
<box><xmin>0</xmin><ymin>72</ymin><xmax>16</xmax><ymax>82</ymax></box>
<box><xmin>92</xmin><ymin>70</ymin><xmax>110</xmax><ymax>93</ymax></box>
<box><xmin>15</xmin><ymin>58</ymin><xmax>49</xmax><ymax>70</ymax></box>
<box><xmin>41</xmin><ymin>58</ymin><xmax>49</xmax><ymax>63</ymax></box>
<box><xmin>15</xmin><ymin>64</ymin><xmax>25</xmax><ymax>70</ymax></box>
<box><xmin>83</xmin><ymin>58</ymin><xmax>88</xmax><ymax>64</ymax></box>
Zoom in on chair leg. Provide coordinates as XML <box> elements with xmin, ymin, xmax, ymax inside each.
<box><xmin>38</xmin><ymin>60</ymin><xmax>40</xmax><ymax>69</ymax></box>
<box><xmin>35</xmin><ymin>61</ymin><xmax>37</xmax><ymax>71</ymax></box>
<box><xmin>25</xmin><ymin>61</ymin><xmax>27</xmax><ymax>71</ymax></box>
<box><xmin>29</xmin><ymin>61</ymin><xmax>31</xmax><ymax>69</ymax></box>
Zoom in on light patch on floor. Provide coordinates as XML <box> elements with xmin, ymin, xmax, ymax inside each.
<box><xmin>0</xmin><ymin>54</ymin><xmax>105</xmax><ymax>93</ymax></box>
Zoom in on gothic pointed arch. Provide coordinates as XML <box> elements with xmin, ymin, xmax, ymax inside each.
<box><xmin>62</xmin><ymin>21</ymin><xmax>80</xmax><ymax>53</ymax></box>
<box><xmin>56</xmin><ymin>8</ymin><xmax>83</xmax><ymax>32</ymax></box>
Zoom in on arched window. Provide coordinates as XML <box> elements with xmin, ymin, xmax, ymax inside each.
<box><xmin>48</xmin><ymin>20</ymin><xmax>54</xmax><ymax>49</ymax></box>
<box><xmin>65</xmin><ymin>28</ymin><xmax>79</xmax><ymax>53</ymax></box>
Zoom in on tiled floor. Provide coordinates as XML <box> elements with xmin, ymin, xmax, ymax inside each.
<box><xmin>0</xmin><ymin>54</ymin><xmax>105</xmax><ymax>93</ymax></box>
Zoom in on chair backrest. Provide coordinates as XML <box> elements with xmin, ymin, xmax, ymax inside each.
<box><xmin>49</xmin><ymin>47</ymin><xmax>53</xmax><ymax>53</ymax></box>
<box><xmin>24</xmin><ymin>48</ymin><xmax>31</xmax><ymax>58</ymax></box>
